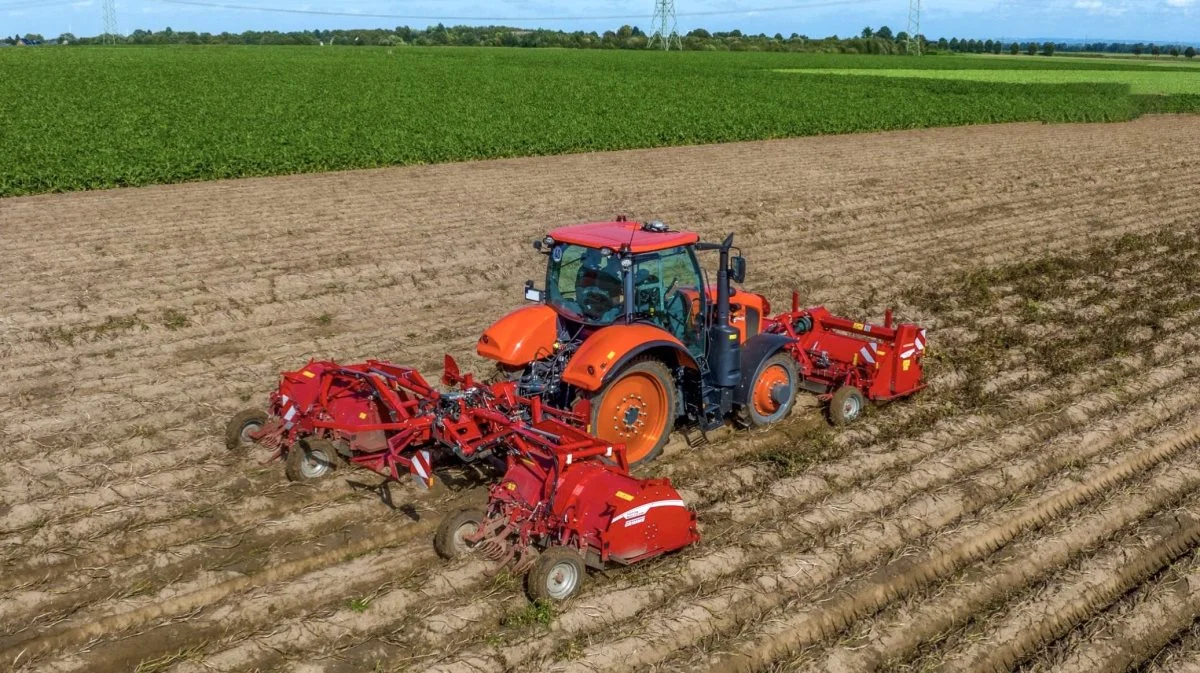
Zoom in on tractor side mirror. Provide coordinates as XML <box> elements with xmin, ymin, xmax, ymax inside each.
<box><xmin>533</xmin><ymin>239</ymin><xmax>543</xmax><ymax>252</ymax></box>
<box><xmin>730</xmin><ymin>256</ymin><xmax>747</xmax><ymax>284</ymax></box>
<box><xmin>524</xmin><ymin>280</ymin><xmax>543</xmax><ymax>303</ymax></box>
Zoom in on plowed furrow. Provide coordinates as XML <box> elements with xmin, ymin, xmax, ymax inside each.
<box><xmin>791</xmin><ymin>452</ymin><xmax>1200</xmax><ymax>673</ymax></box>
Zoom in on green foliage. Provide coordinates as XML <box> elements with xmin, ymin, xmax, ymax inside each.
<box><xmin>348</xmin><ymin>596</ymin><xmax>370</xmax><ymax>612</ymax></box>
<box><xmin>503</xmin><ymin>598</ymin><xmax>554</xmax><ymax>627</ymax></box>
<box><xmin>2</xmin><ymin>48</ymin><xmax>1197</xmax><ymax>197</ymax></box>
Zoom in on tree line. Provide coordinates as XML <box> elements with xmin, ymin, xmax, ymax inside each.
<box><xmin>3</xmin><ymin>24</ymin><xmax>1195</xmax><ymax>58</ymax></box>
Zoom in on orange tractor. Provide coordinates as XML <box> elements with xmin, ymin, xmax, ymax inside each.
<box><xmin>477</xmin><ymin>218</ymin><xmax>927</xmax><ymax>466</ymax></box>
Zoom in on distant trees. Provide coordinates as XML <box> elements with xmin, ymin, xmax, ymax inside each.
<box><xmin>32</xmin><ymin>21</ymin><xmax>1194</xmax><ymax>58</ymax></box>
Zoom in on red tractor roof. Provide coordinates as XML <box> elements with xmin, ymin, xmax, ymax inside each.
<box><xmin>548</xmin><ymin>221</ymin><xmax>700</xmax><ymax>254</ymax></box>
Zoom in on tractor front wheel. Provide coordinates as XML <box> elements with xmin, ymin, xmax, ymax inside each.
<box><xmin>590</xmin><ymin>358</ymin><xmax>676</xmax><ymax>467</ymax></box>
<box><xmin>285</xmin><ymin>439</ymin><xmax>338</xmax><ymax>481</ymax></box>
<box><xmin>225</xmin><ymin>408</ymin><xmax>268</xmax><ymax>451</ymax></box>
<box><xmin>525</xmin><ymin>546</ymin><xmax>587</xmax><ymax>602</ymax></box>
<box><xmin>434</xmin><ymin>509</ymin><xmax>484</xmax><ymax>560</ymax></box>
<box><xmin>829</xmin><ymin>386</ymin><xmax>866</xmax><ymax>426</ymax></box>
<box><xmin>737</xmin><ymin>353</ymin><xmax>799</xmax><ymax>429</ymax></box>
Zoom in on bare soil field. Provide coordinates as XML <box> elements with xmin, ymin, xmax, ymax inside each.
<box><xmin>2</xmin><ymin>114</ymin><xmax>1199</xmax><ymax>673</ymax></box>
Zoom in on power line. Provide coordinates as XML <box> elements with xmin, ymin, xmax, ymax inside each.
<box><xmin>147</xmin><ymin>0</ymin><xmax>888</xmax><ymax>23</ymax></box>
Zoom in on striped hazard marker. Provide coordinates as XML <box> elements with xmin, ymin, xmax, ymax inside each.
<box><xmin>410</xmin><ymin>449</ymin><xmax>435</xmax><ymax>490</ymax></box>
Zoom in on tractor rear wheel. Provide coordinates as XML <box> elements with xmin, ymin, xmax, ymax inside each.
<box><xmin>590</xmin><ymin>358</ymin><xmax>676</xmax><ymax>468</ymax></box>
<box><xmin>225</xmin><ymin>408</ymin><xmax>268</xmax><ymax>451</ymax></box>
<box><xmin>434</xmin><ymin>509</ymin><xmax>483</xmax><ymax>560</ymax></box>
<box><xmin>525</xmin><ymin>546</ymin><xmax>587</xmax><ymax>602</ymax></box>
<box><xmin>829</xmin><ymin>386</ymin><xmax>866</xmax><ymax>426</ymax></box>
<box><xmin>737</xmin><ymin>353</ymin><xmax>799</xmax><ymax>428</ymax></box>
<box><xmin>285</xmin><ymin>439</ymin><xmax>337</xmax><ymax>481</ymax></box>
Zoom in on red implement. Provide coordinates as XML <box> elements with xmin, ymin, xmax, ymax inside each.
<box><xmin>766</xmin><ymin>291</ymin><xmax>927</xmax><ymax>424</ymax></box>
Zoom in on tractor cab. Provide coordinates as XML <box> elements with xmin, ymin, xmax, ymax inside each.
<box><xmin>539</xmin><ymin>220</ymin><xmax>711</xmax><ymax>356</ymax></box>
<box><xmin>478</xmin><ymin>218</ymin><xmax>782</xmax><ymax>466</ymax></box>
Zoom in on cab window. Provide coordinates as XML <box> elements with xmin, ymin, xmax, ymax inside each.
<box><xmin>633</xmin><ymin>246</ymin><xmax>704</xmax><ymax>353</ymax></box>
<box><xmin>546</xmin><ymin>244</ymin><xmax>625</xmax><ymax>324</ymax></box>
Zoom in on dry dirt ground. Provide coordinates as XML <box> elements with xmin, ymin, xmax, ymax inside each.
<box><xmin>3</xmin><ymin>115</ymin><xmax>1200</xmax><ymax>673</ymax></box>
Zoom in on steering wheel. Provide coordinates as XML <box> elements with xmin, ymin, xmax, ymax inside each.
<box><xmin>579</xmin><ymin>285</ymin><xmax>617</xmax><ymax>318</ymax></box>
<box><xmin>662</xmin><ymin>284</ymin><xmax>689</xmax><ymax>334</ymax></box>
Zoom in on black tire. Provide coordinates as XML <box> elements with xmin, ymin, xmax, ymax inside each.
<box><xmin>434</xmin><ymin>509</ymin><xmax>484</xmax><ymax>560</ymax></box>
<box><xmin>829</xmin><ymin>386</ymin><xmax>867</xmax><ymax>426</ymax></box>
<box><xmin>589</xmin><ymin>357</ymin><xmax>677</xmax><ymax>468</ymax></box>
<box><xmin>525</xmin><ymin>546</ymin><xmax>587</xmax><ymax>602</ymax></box>
<box><xmin>225</xmin><ymin>408</ymin><xmax>269</xmax><ymax>451</ymax></box>
<box><xmin>735</xmin><ymin>353</ymin><xmax>799</xmax><ymax>429</ymax></box>
<box><xmin>284</xmin><ymin>439</ymin><xmax>337</xmax><ymax>481</ymax></box>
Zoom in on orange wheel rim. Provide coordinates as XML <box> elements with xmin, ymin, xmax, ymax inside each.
<box><xmin>595</xmin><ymin>372</ymin><xmax>670</xmax><ymax>463</ymax></box>
<box><xmin>752</xmin><ymin>365</ymin><xmax>790</xmax><ymax>417</ymax></box>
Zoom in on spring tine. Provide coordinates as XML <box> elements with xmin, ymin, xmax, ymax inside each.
<box><xmin>511</xmin><ymin>546</ymin><xmax>535</xmax><ymax>575</ymax></box>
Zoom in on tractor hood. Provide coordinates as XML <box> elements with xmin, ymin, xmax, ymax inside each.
<box><xmin>477</xmin><ymin>304</ymin><xmax>559</xmax><ymax>367</ymax></box>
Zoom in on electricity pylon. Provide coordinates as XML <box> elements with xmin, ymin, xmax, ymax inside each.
<box><xmin>906</xmin><ymin>0</ymin><xmax>921</xmax><ymax>55</ymax></box>
<box><xmin>648</xmin><ymin>0</ymin><xmax>682</xmax><ymax>51</ymax></box>
<box><xmin>102</xmin><ymin>0</ymin><xmax>119</xmax><ymax>44</ymax></box>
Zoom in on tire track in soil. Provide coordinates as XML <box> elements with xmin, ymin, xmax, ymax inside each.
<box><xmin>927</xmin><ymin>520</ymin><xmax>1200</xmax><ymax>673</ymax></box>
<box><xmin>1031</xmin><ymin>549</ymin><xmax>1200</xmax><ymax>673</ymax></box>
<box><xmin>696</xmin><ymin>423</ymin><xmax>1200</xmax><ymax>673</ymax></box>
<box><xmin>788</xmin><ymin>453</ymin><xmax>1200</xmax><ymax>673</ymax></box>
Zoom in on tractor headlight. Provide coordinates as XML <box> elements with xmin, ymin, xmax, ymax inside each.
<box><xmin>543</xmin><ymin>236</ymin><xmax>555</xmax><ymax>248</ymax></box>
<box><xmin>620</xmin><ymin>258</ymin><xmax>633</xmax><ymax>270</ymax></box>
<box><xmin>601</xmin><ymin>247</ymin><xmax>613</xmax><ymax>257</ymax></box>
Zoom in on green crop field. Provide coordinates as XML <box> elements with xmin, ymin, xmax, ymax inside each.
<box><xmin>780</xmin><ymin>67</ymin><xmax>1200</xmax><ymax>95</ymax></box>
<box><xmin>1</xmin><ymin>47</ymin><xmax>1197</xmax><ymax>197</ymax></box>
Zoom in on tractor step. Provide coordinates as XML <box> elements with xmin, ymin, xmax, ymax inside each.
<box><xmin>683</xmin><ymin>426</ymin><xmax>709</xmax><ymax>448</ymax></box>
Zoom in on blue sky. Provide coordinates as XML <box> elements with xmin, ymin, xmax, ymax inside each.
<box><xmin>2</xmin><ymin>0</ymin><xmax>1194</xmax><ymax>43</ymax></box>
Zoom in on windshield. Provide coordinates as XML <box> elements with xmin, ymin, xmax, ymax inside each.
<box><xmin>546</xmin><ymin>244</ymin><xmax>625</xmax><ymax>324</ymax></box>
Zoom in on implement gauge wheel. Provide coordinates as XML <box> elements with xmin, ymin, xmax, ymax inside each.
<box><xmin>225</xmin><ymin>408</ymin><xmax>268</xmax><ymax>451</ymax></box>
<box><xmin>285</xmin><ymin>438</ymin><xmax>338</xmax><ymax>482</ymax></box>
<box><xmin>736</xmin><ymin>353</ymin><xmax>799</xmax><ymax>429</ymax></box>
<box><xmin>434</xmin><ymin>509</ymin><xmax>484</xmax><ymax>560</ymax></box>
<box><xmin>590</xmin><ymin>357</ymin><xmax>676</xmax><ymax>467</ymax></box>
<box><xmin>829</xmin><ymin>386</ymin><xmax>867</xmax><ymax>426</ymax></box>
<box><xmin>525</xmin><ymin>546</ymin><xmax>587</xmax><ymax>602</ymax></box>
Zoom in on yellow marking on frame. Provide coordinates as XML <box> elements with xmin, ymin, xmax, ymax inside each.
<box><xmin>729</xmin><ymin>333</ymin><xmax>737</xmax><ymax>340</ymax></box>
<box><xmin>301</xmin><ymin>370</ymin><xmax>316</xmax><ymax>379</ymax></box>
<box><xmin>358</xmin><ymin>412</ymin><xmax>368</xmax><ymax>420</ymax></box>
<box><xmin>903</xmin><ymin>360</ymin><xmax>911</xmax><ymax>371</ymax></box>
<box><xmin>853</xmin><ymin>322</ymin><xmax>864</xmax><ymax>331</ymax></box>
<box><xmin>853</xmin><ymin>354</ymin><xmax>859</xmax><ymax>365</ymax></box>
<box><xmin>615</xmin><ymin>490</ymin><xmax>635</xmax><ymax>501</ymax></box>
<box><xmin>607</xmin><ymin>350</ymin><xmax>617</xmax><ymax>360</ymax></box>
